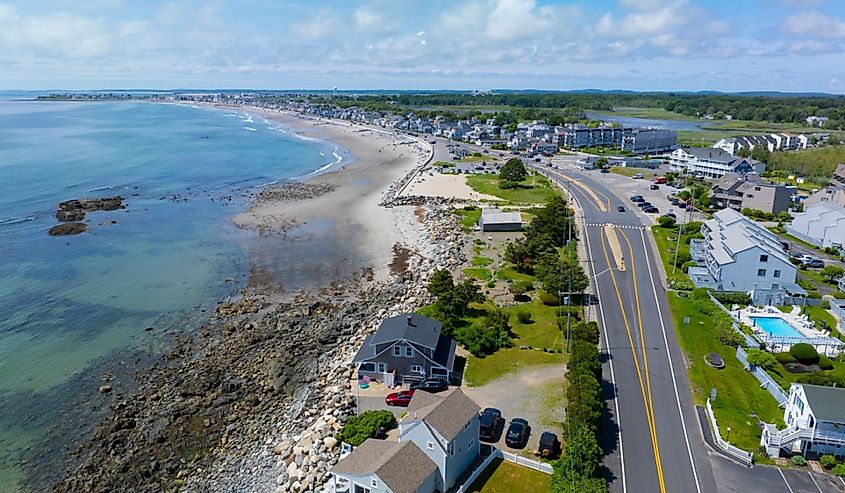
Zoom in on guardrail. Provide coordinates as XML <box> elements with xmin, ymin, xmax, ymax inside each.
<box><xmin>705</xmin><ymin>398</ymin><xmax>754</xmax><ymax>466</ymax></box>
<box><xmin>735</xmin><ymin>347</ymin><xmax>790</xmax><ymax>407</ymax></box>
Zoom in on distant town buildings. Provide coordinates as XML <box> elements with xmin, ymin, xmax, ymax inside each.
<box><xmin>713</xmin><ymin>132</ymin><xmax>830</xmax><ymax>156</ymax></box>
<box><xmin>709</xmin><ymin>173</ymin><xmax>796</xmax><ymax>214</ymax></box>
<box><xmin>669</xmin><ymin>147</ymin><xmax>766</xmax><ymax>178</ymax></box>
<box><xmin>806</xmin><ymin>116</ymin><xmax>830</xmax><ymax>127</ymax></box>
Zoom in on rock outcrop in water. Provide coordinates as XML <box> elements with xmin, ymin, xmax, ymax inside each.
<box><xmin>48</xmin><ymin>222</ymin><xmax>89</xmax><ymax>236</ymax></box>
<box><xmin>56</xmin><ymin>196</ymin><xmax>125</xmax><ymax>222</ymax></box>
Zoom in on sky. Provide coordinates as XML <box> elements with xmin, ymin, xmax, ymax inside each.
<box><xmin>1</xmin><ymin>0</ymin><xmax>844</xmax><ymax>92</ymax></box>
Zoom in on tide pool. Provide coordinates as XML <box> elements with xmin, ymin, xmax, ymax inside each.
<box><xmin>0</xmin><ymin>100</ymin><xmax>340</xmax><ymax>489</ymax></box>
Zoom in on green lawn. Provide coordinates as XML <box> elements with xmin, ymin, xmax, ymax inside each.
<box><xmin>464</xmin><ymin>267</ymin><xmax>493</xmax><ymax>281</ymax></box>
<box><xmin>610</xmin><ymin>166</ymin><xmax>655</xmax><ymax>179</ymax></box>
<box><xmin>454</xmin><ymin>207</ymin><xmax>482</xmax><ymax>233</ymax></box>
<box><xmin>667</xmin><ymin>293</ymin><xmax>783</xmax><ymax>454</ymax></box>
<box><xmin>466</xmin><ymin>173</ymin><xmax>558</xmax><ymax>204</ymax></box>
<box><xmin>650</xmin><ymin>225</ymin><xmax>694</xmax><ymax>287</ymax></box>
<box><xmin>503</xmin><ymin>297</ymin><xmax>565</xmax><ymax>350</ymax></box>
<box><xmin>466</xmin><ymin>458</ymin><xmax>552</xmax><ymax>493</ymax></box>
<box><xmin>465</xmin><ymin>348</ymin><xmax>564</xmax><ymax>387</ymax></box>
<box><xmin>498</xmin><ymin>266</ymin><xmax>535</xmax><ymax>283</ymax></box>
<box><xmin>472</xmin><ymin>256</ymin><xmax>493</xmax><ymax>267</ymax></box>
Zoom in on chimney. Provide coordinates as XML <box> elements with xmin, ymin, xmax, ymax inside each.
<box><xmin>407</xmin><ymin>315</ymin><xmax>414</xmax><ymax>327</ymax></box>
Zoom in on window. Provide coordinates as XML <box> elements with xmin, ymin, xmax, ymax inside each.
<box><xmin>427</xmin><ymin>441</ymin><xmax>434</xmax><ymax>450</ymax></box>
<box><xmin>757</xmin><ymin>269</ymin><xmax>766</xmax><ymax>277</ymax></box>
<box><xmin>760</xmin><ymin>254</ymin><xmax>768</xmax><ymax>262</ymax></box>
<box><xmin>774</xmin><ymin>269</ymin><xmax>781</xmax><ymax>278</ymax></box>
<box><xmin>353</xmin><ymin>485</ymin><xmax>370</xmax><ymax>493</ymax></box>
<box><xmin>393</xmin><ymin>345</ymin><xmax>401</xmax><ymax>357</ymax></box>
<box><xmin>410</xmin><ymin>364</ymin><xmax>424</xmax><ymax>374</ymax></box>
<box><xmin>755</xmin><ymin>186</ymin><xmax>761</xmax><ymax>191</ymax></box>
<box><xmin>405</xmin><ymin>346</ymin><xmax>414</xmax><ymax>357</ymax></box>
<box><xmin>359</xmin><ymin>362</ymin><xmax>375</xmax><ymax>372</ymax></box>
<box><xmin>371</xmin><ymin>479</ymin><xmax>378</xmax><ymax>488</ymax></box>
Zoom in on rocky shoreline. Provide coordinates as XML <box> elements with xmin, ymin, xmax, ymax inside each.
<box><xmin>53</xmin><ymin>194</ymin><xmax>467</xmax><ymax>492</ymax></box>
<box><xmin>48</xmin><ymin>196</ymin><xmax>125</xmax><ymax>236</ymax></box>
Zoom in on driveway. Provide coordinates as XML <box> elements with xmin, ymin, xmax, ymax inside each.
<box><xmin>462</xmin><ymin>363</ymin><xmax>566</xmax><ymax>455</ymax></box>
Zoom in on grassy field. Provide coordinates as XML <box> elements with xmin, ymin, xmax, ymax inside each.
<box><xmin>610</xmin><ymin>166</ymin><xmax>655</xmax><ymax>179</ymax></box>
<box><xmin>650</xmin><ymin>225</ymin><xmax>695</xmax><ymax>287</ymax></box>
<box><xmin>502</xmin><ymin>297</ymin><xmax>566</xmax><ymax>350</ymax></box>
<box><xmin>466</xmin><ymin>458</ymin><xmax>552</xmax><ymax>493</ymax></box>
<box><xmin>462</xmin><ymin>155</ymin><xmax>499</xmax><ymax>163</ymax></box>
<box><xmin>464</xmin><ymin>267</ymin><xmax>493</xmax><ymax>281</ymax></box>
<box><xmin>464</xmin><ymin>348</ymin><xmax>564</xmax><ymax>387</ymax></box>
<box><xmin>453</xmin><ymin>207</ymin><xmax>482</xmax><ymax>233</ymax></box>
<box><xmin>467</xmin><ymin>173</ymin><xmax>557</xmax><ymax>204</ymax></box>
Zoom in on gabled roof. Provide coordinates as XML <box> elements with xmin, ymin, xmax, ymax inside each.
<box><xmin>800</xmin><ymin>384</ymin><xmax>845</xmax><ymax>423</ymax></box>
<box><xmin>481</xmin><ymin>208</ymin><xmax>522</xmax><ymax>225</ymax></box>
<box><xmin>406</xmin><ymin>388</ymin><xmax>480</xmax><ymax>441</ymax></box>
<box><xmin>371</xmin><ymin>313</ymin><xmax>442</xmax><ymax>349</ymax></box>
<box><xmin>331</xmin><ymin>439</ymin><xmax>437</xmax><ymax>493</ymax></box>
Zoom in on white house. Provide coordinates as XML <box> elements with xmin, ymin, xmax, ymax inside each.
<box><xmin>762</xmin><ymin>383</ymin><xmax>845</xmax><ymax>458</ymax></box>
<box><xmin>331</xmin><ymin>389</ymin><xmax>480</xmax><ymax>493</ymax></box>
<box><xmin>786</xmin><ymin>202</ymin><xmax>845</xmax><ymax>249</ymax></box>
<box><xmin>688</xmin><ymin>208</ymin><xmax>801</xmax><ymax>302</ymax></box>
<box><xmin>669</xmin><ymin>147</ymin><xmax>765</xmax><ymax>178</ymax></box>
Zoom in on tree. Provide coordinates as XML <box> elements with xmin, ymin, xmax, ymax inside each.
<box><xmin>499</xmin><ymin>158</ymin><xmax>527</xmax><ymax>183</ymax></box>
<box><xmin>821</xmin><ymin>264</ymin><xmax>845</xmax><ymax>283</ymax></box>
<box><xmin>746</xmin><ymin>349</ymin><xmax>779</xmax><ymax>372</ymax></box>
<box><xmin>751</xmin><ymin>145</ymin><xmax>771</xmax><ymax>163</ymax></box>
<box><xmin>658</xmin><ymin>215</ymin><xmax>676</xmax><ymax>228</ymax></box>
<box><xmin>336</xmin><ymin>410</ymin><xmax>397</xmax><ymax>446</ymax></box>
<box><xmin>458</xmin><ymin>308</ymin><xmax>513</xmax><ymax>356</ymax></box>
<box><xmin>427</xmin><ymin>269</ymin><xmax>454</xmax><ymax>297</ymax></box>
<box><xmin>535</xmin><ymin>252</ymin><xmax>588</xmax><ymax>297</ymax></box>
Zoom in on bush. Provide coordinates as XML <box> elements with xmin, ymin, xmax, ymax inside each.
<box><xmin>711</xmin><ymin>291</ymin><xmax>752</xmax><ymax>306</ymax></box>
<box><xmin>539</xmin><ymin>291</ymin><xmax>560</xmax><ymax>306</ymax></box>
<box><xmin>746</xmin><ymin>349</ymin><xmax>779</xmax><ymax>372</ymax></box>
<box><xmin>833</xmin><ymin>291</ymin><xmax>845</xmax><ymax>300</ymax></box>
<box><xmin>670</xmin><ymin>279</ymin><xmax>695</xmax><ymax>291</ymax></box>
<box><xmin>808</xmin><ymin>291</ymin><xmax>822</xmax><ymax>299</ymax></box>
<box><xmin>775</xmin><ymin>352</ymin><xmax>796</xmax><ymax>364</ymax></box>
<box><xmin>820</xmin><ymin>454</ymin><xmax>838</xmax><ymax>470</ymax></box>
<box><xmin>716</xmin><ymin>327</ymin><xmax>743</xmax><ymax>347</ymax></box>
<box><xmin>819</xmin><ymin>354</ymin><xmax>835</xmax><ymax>370</ymax></box>
<box><xmin>681</xmin><ymin>260</ymin><xmax>697</xmax><ymax>273</ymax></box>
<box><xmin>516</xmin><ymin>311</ymin><xmax>533</xmax><ymax>324</ymax></box>
<box><xmin>821</xmin><ymin>300</ymin><xmax>831</xmax><ymax>310</ymax></box>
<box><xmin>337</xmin><ymin>410</ymin><xmax>397</xmax><ymax>446</ymax></box>
<box><xmin>658</xmin><ymin>215</ymin><xmax>677</xmax><ymax>228</ymax></box>
<box><xmin>508</xmin><ymin>279</ymin><xmax>534</xmax><ymax>296</ymax></box>
<box><xmin>833</xmin><ymin>463</ymin><xmax>845</xmax><ymax>477</ymax></box>
<box><xmin>790</xmin><ymin>343</ymin><xmax>820</xmax><ymax>364</ymax></box>
<box><xmin>673</xmin><ymin>250</ymin><xmax>692</xmax><ymax>268</ymax></box>
<box><xmin>791</xmin><ymin>455</ymin><xmax>807</xmax><ymax>466</ymax></box>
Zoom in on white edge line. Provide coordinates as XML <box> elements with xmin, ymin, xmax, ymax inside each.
<box><xmin>641</xmin><ymin>226</ymin><xmax>703</xmax><ymax>492</ymax></box>
<box><xmin>807</xmin><ymin>471</ymin><xmax>823</xmax><ymax>493</ymax></box>
<box><xmin>564</xmin><ymin>173</ymin><xmax>627</xmax><ymax>493</ymax></box>
<box><xmin>779</xmin><ymin>468</ymin><xmax>795</xmax><ymax>493</ymax></box>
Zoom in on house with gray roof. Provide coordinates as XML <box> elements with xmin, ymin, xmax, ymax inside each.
<box><xmin>331</xmin><ymin>388</ymin><xmax>481</xmax><ymax>493</ymax></box>
<box><xmin>688</xmin><ymin>208</ymin><xmax>802</xmax><ymax>303</ymax></box>
<box><xmin>786</xmin><ymin>202</ymin><xmax>845</xmax><ymax>249</ymax></box>
<box><xmin>352</xmin><ymin>314</ymin><xmax>457</xmax><ymax>386</ymax></box>
<box><xmin>709</xmin><ymin>173</ymin><xmax>795</xmax><ymax>214</ymax></box>
<box><xmin>762</xmin><ymin>383</ymin><xmax>845</xmax><ymax>458</ymax></box>
<box><xmin>669</xmin><ymin>147</ymin><xmax>765</xmax><ymax>178</ymax></box>
<box><xmin>479</xmin><ymin>208</ymin><xmax>522</xmax><ymax>232</ymax></box>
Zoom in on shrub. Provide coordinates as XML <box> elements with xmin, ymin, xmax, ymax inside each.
<box><xmin>516</xmin><ymin>310</ymin><xmax>533</xmax><ymax>324</ymax></box>
<box><xmin>833</xmin><ymin>464</ymin><xmax>845</xmax><ymax>477</ymax></box>
<box><xmin>658</xmin><ymin>215</ymin><xmax>677</xmax><ymax>228</ymax></box>
<box><xmin>681</xmin><ymin>260</ymin><xmax>697</xmax><ymax>273</ymax></box>
<box><xmin>673</xmin><ymin>250</ymin><xmax>692</xmax><ymax>268</ymax></box>
<box><xmin>716</xmin><ymin>327</ymin><xmax>743</xmax><ymax>347</ymax></box>
<box><xmin>670</xmin><ymin>279</ymin><xmax>694</xmax><ymax>291</ymax></box>
<box><xmin>808</xmin><ymin>291</ymin><xmax>822</xmax><ymax>299</ymax></box>
<box><xmin>746</xmin><ymin>349</ymin><xmax>779</xmax><ymax>372</ymax></box>
<box><xmin>821</xmin><ymin>300</ymin><xmax>831</xmax><ymax>310</ymax></box>
<box><xmin>790</xmin><ymin>343</ymin><xmax>820</xmax><ymax>364</ymax></box>
<box><xmin>791</xmin><ymin>455</ymin><xmax>807</xmax><ymax>467</ymax></box>
<box><xmin>833</xmin><ymin>291</ymin><xmax>845</xmax><ymax>300</ymax></box>
<box><xmin>775</xmin><ymin>352</ymin><xmax>796</xmax><ymax>364</ymax></box>
<box><xmin>819</xmin><ymin>354</ymin><xmax>835</xmax><ymax>370</ymax></box>
<box><xmin>711</xmin><ymin>291</ymin><xmax>752</xmax><ymax>306</ymax></box>
<box><xmin>539</xmin><ymin>291</ymin><xmax>560</xmax><ymax>306</ymax></box>
<box><xmin>508</xmin><ymin>279</ymin><xmax>534</xmax><ymax>296</ymax></box>
<box><xmin>337</xmin><ymin>410</ymin><xmax>397</xmax><ymax>446</ymax></box>
<box><xmin>820</xmin><ymin>455</ymin><xmax>838</xmax><ymax>470</ymax></box>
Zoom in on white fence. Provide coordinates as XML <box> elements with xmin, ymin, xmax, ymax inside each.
<box><xmin>707</xmin><ymin>293</ymin><xmax>760</xmax><ymax>348</ymax></box>
<box><xmin>500</xmin><ymin>450</ymin><xmax>554</xmax><ymax>474</ymax></box>
<box><xmin>455</xmin><ymin>450</ymin><xmax>501</xmax><ymax>493</ymax></box>
<box><xmin>735</xmin><ymin>346</ymin><xmax>790</xmax><ymax>407</ymax></box>
<box><xmin>705</xmin><ymin>398</ymin><xmax>754</xmax><ymax>466</ymax></box>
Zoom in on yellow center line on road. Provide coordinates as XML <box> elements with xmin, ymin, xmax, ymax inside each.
<box><xmin>544</xmin><ymin>167</ymin><xmax>609</xmax><ymax>212</ymax></box>
<box><xmin>600</xmin><ymin>228</ymin><xmax>667</xmax><ymax>493</ymax></box>
<box><xmin>618</xmin><ymin>227</ymin><xmax>667</xmax><ymax>491</ymax></box>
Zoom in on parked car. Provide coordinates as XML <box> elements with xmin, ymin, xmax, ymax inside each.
<box><xmin>600</xmin><ymin>168</ymin><xmax>610</xmax><ymax>173</ymax></box>
<box><xmin>644</xmin><ymin>206</ymin><xmax>659</xmax><ymax>213</ymax></box>
<box><xmin>632</xmin><ymin>173</ymin><xmax>644</xmax><ymax>179</ymax></box>
<box><xmin>678</xmin><ymin>202</ymin><xmax>687</xmax><ymax>209</ymax></box>
<box><xmin>385</xmin><ymin>390</ymin><xmax>415</xmax><ymax>407</ymax></box>
<box><xmin>664</xmin><ymin>213</ymin><xmax>677</xmax><ymax>219</ymax></box>
<box><xmin>537</xmin><ymin>432</ymin><xmax>561</xmax><ymax>458</ymax></box>
<box><xmin>803</xmin><ymin>258</ymin><xmax>825</xmax><ymax>269</ymax></box>
<box><xmin>637</xmin><ymin>201</ymin><xmax>652</xmax><ymax>209</ymax></box>
<box><xmin>410</xmin><ymin>379</ymin><xmax>448</xmax><ymax>393</ymax></box>
<box><xmin>617</xmin><ymin>206</ymin><xmax>625</xmax><ymax>212</ymax></box>
<box><xmin>505</xmin><ymin>418</ymin><xmax>530</xmax><ymax>448</ymax></box>
<box><xmin>630</xmin><ymin>195</ymin><xmax>644</xmax><ymax>202</ymax></box>
<box><xmin>479</xmin><ymin>408</ymin><xmax>503</xmax><ymax>442</ymax></box>
<box><xmin>670</xmin><ymin>198</ymin><xmax>680</xmax><ymax>205</ymax></box>
<box><xmin>650</xmin><ymin>184</ymin><xmax>659</xmax><ymax>190</ymax></box>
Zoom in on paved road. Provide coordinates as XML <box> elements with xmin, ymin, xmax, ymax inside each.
<box><xmin>534</xmin><ymin>164</ymin><xmax>717</xmax><ymax>493</ymax></box>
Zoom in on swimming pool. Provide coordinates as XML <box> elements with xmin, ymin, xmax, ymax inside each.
<box><xmin>751</xmin><ymin>316</ymin><xmax>805</xmax><ymax>339</ymax></box>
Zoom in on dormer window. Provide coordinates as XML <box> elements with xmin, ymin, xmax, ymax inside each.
<box><xmin>393</xmin><ymin>345</ymin><xmax>401</xmax><ymax>357</ymax></box>
<box><xmin>405</xmin><ymin>346</ymin><xmax>414</xmax><ymax>357</ymax></box>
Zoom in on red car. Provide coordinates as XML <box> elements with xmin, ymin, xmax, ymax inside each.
<box><xmin>385</xmin><ymin>390</ymin><xmax>415</xmax><ymax>407</ymax></box>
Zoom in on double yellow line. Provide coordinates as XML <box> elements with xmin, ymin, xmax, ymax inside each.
<box><xmin>600</xmin><ymin>225</ymin><xmax>667</xmax><ymax>493</ymax></box>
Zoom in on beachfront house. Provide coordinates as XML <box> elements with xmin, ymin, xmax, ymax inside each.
<box><xmin>786</xmin><ymin>202</ymin><xmax>845</xmax><ymax>249</ymax></box>
<box><xmin>762</xmin><ymin>383</ymin><xmax>845</xmax><ymax>458</ymax></box>
<box><xmin>688</xmin><ymin>208</ymin><xmax>802</xmax><ymax>304</ymax></box>
<box><xmin>479</xmin><ymin>208</ymin><xmax>522</xmax><ymax>232</ymax></box>
<box><xmin>399</xmin><ymin>389</ymin><xmax>481</xmax><ymax>491</ymax></box>
<box><xmin>352</xmin><ymin>314</ymin><xmax>457</xmax><ymax>387</ymax></box>
<box><xmin>330</xmin><ymin>389</ymin><xmax>481</xmax><ymax>493</ymax></box>
<box><xmin>669</xmin><ymin>147</ymin><xmax>765</xmax><ymax>178</ymax></box>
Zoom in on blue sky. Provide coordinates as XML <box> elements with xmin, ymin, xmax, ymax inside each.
<box><xmin>1</xmin><ymin>0</ymin><xmax>844</xmax><ymax>92</ymax></box>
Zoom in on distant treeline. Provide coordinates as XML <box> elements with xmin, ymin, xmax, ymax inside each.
<box><xmin>303</xmin><ymin>92</ymin><xmax>845</xmax><ymax>129</ymax></box>
<box><xmin>767</xmin><ymin>144</ymin><xmax>845</xmax><ymax>183</ymax></box>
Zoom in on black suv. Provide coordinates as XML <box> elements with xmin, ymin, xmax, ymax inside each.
<box><xmin>479</xmin><ymin>408</ymin><xmax>503</xmax><ymax>442</ymax></box>
<box><xmin>410</xmin><ymin>378</ymin><xmax>448</xmax><ymax>393</ymax></box>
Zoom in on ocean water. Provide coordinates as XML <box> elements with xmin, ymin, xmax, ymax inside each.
<box><xmin>0</xmin><ymin>100</ymin><xmax>343</xmax><ymax>489</ymax></box>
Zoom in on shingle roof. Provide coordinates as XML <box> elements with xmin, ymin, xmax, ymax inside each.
<box><xmin>331</xmin><ymin>439</ymin><xmax>438</xmax><ymax>493</ymax></box>
<box><xmin>801</xmin><ymin>384</ymin><xmax>845</xmax><ymax>423</ymax></box>
<box><xmin>406</xmin><ymin>388</ymin><xmax>480</xmax><ymax>441</ymax></box>
<box><xmin>370</xmin><ymin>314</ymin><xmax>442</xmax><ymax>349</ymax></box>
<box><xmin>481</xmin><ymin>208</ymin><xmax>522</xmax><ymax>225</ymax></box>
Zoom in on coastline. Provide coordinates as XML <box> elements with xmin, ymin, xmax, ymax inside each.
<box><xmin>51</xmin><ymin>106</ymin><xmax>470</xmax><ymax>493</ymax></box>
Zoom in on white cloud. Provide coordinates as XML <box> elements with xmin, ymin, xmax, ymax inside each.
<box><xmin>353</xmin><ymin>8</ymin><xmax>384</xmax><ymax>32</ymax></box>
<box><xmin>782</xmin><ymin>11</ymin><xmax>845</xmax><ymax>39</ymax></box>
<box><xmin>289</xmin><ymin>9</ymin><xmax>341</xmax><ymax>39</ymax></box>
<box><xmin>0</xmin><ymin>3</ymin><xmax>111</xmax><ymax>59</ymax></box>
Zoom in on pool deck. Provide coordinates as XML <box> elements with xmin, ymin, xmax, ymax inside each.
<box><xmin>737</xmin><ymin>305</ymin><xmax>842</xmax><ymax>356</ymax></box>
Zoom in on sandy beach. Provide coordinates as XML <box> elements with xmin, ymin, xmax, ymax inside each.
<box><xmin>401</xmin><ymin>171</ymin><xmax>499</xmax><ymax>201</ymax></box>
<box><xmin>228</xmin><ymin>107</ymin><xmax>433</xmax><ymax>289</ymax></box>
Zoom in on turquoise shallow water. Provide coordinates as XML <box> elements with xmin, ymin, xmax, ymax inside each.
<box><xmin>0</xmin><ymin>100</ymin><xmax>341</xmax><ymax>489</ymax></box>
<box><xmin>752</xmin><ymin>316</ymin><xmax>805</xmax><ymax>339</ymax></box>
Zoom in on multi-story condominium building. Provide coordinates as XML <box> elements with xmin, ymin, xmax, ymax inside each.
<box><xmin>713</xmin><ymin>133</ymin><xmax>811</xmax><ymax>155</ymax></box>
<box><xmin>557</xmin><ymin>124</ymin><xmax>626</xmax><ymax>149</ymax></box>
<box><xmin>804</xmin><ymin>164</ymin><xmax>845</xmax><ymax>209</ymax></box>
<box><xmin>762</xmin><ymin>384</ymin><xmax>845</xmax><ymax>458</ymax></box>
<box><xmin>786</xmin><ymin>202</ymin><xmax>845</xmax><ymax>249</ymax></box>
<box><xmin>688</xmin><ymin>208</ymin><xmax>798</xmax><ymax>298</ymax></box>
<box><xmin>621</xmin><ymin>128</ymin><xmax>677</xmax><ymax>154</ymax></box>
<box><xmin>710</xmin><ymin>173</ymin><xmax>796</xmax><ymax>214</ymax></box>
<box><xmin>669</xmin><ymin>147</ymin><xmax>766</xmax><ymax>178</ymax></box>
